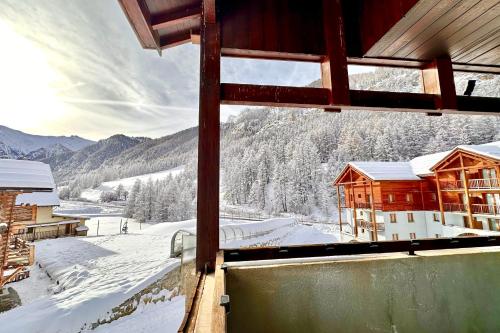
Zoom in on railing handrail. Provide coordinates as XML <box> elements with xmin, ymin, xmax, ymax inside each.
<box><xmin>468</xmin><ymin>178</ymin><xmax>500</xmax><ymax>189</ymax></box>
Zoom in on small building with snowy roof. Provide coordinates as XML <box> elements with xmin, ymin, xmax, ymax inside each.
<box><xmin>0</xmin><ymin>159</ymin><xmax>88</xmax><ymax>241</ymax></box>
<box><xmin>334</xmin><ymin>141</ymin><xmax>500</xmax><ymax>242</ymax></box>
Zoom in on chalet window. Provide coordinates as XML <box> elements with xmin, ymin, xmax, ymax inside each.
<box><xmin>407</xmin><ymin>213</ymin><xmax>414</xmax><ymax>223</ymax></box>
<box><xmin>409</xmin><ymin>232</ymin><xmax>416</xmax><ymax>239</ymax></box>
<box><xmin>390</xmin><ymin>213</ymin><xmax>397</xmax><ymax>223</ymax></box>
<box><xmin>358</xmin><ymin>194</ymin><xmax>362</xmax><ymax>199</ymax></box>
<box><xmin>435</xmin><ymin>234</ymin><xmax>440</xmax><ymax>238</ymax></box>
<box><xmin>388</xmin><ymin>194</ymin><xmax>395</xmax><ymax>203</ymax></box>
<box><xmin>406</xmin><ymin>193</ymin><xmax>413</xmax><ymax>203</ymax></box>
<box><xmin>360</xmin><ymin>211</ymin><xmax>363</xmax><ymax>216</ymax></box>
<box><xmin>433</xmin><ymin>213</ymin><xmax>440</xmax><ymax>222</ymax></box>
<box><xmin>431</xmin><ymin>193</ymin><xmax>437</xmax><ymax>202</ymax></box>
<box><xmin>392</xmin><ymin>233</ymin><xmax>399</xmax><ymax>241</ymax></box>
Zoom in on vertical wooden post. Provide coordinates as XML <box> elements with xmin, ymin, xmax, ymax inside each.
<box><xmin>369</xmin><ymin>181</ymin><xmax>378</xmax><ymax>241</ymax></box>
<box><xmin>336</xmin><ymin>185</ymin><xmax>342</xmax><ymax>232</ymax></box>
<box><xmin>197</xmin><ymin>0</ymin><xmax>220</xmax><ymax>272</ymax></box>
<box><xmin>350</xmin><ymin>170</ymin><xmax>358</xmax><ymax>237</ymax></box>
<box><xmin>460</xmin><ymin>154</ymin><xmax>474</xmax><ymax>228</ymax></box>
<box><xmin>421</xmin><ymin>55</ymin><xmax>457</xmax><ymax>115</ymax></box>
<box><xmin>321</xmin><ymin>0</ymin><xmax>350</xmax><ymax>111</ymax></box>
<box><xmin>435</xmin><ymin>171</ymin><xmax>446</xmax><ymax>226</ymax></box>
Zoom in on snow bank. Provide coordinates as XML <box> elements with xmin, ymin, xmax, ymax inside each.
<box><xmin>0</xmin><ymin>219</ymin><xmax>192</xmax><ymax>333</ymax></box>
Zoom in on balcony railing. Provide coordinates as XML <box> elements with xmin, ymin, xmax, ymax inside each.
<box><xmin>440</xmin><ymin>180</ymin><xmax>464</xmax><ymax>190</ymax></box>
<box><xmin>356</xmin><ymin>219</ymin><xmax>385</xmax><ymax>231</ymax></box>
<box><xmin>439</xmin><ymin>178</ymin><xmax>500</xmax><ymax>190</ymax></box>
<box><xmin>468</xmin><ymin>178</ymin><xmax>500</xmax><ymax>189</ymax></box>
<box><xmin>443</xmin><ymin>203</ymin><xmax>466</xmax><ymax>212</ymax></box>
<box><xmin>443</xmin><ymin>203</ymin><xmax>500</xmax><ymax>216</ymax></box>
<box><xmin>471</xmin><ymin>204</ymin><xmax>499</xmax><ymax>215</ymax></box>
<box><xmin>354</xmin><ymin>202</ymin><xmax>383</xmax><ymax>210</ymax></box>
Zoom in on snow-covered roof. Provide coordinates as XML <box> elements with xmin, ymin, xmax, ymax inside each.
<box><xmin>16</xmin><ymin>190</ymin><xmax>60</xmax><ymax>207</ymax></box>
<box><xmin>349</xmin><ymin>162</ymin><xmax>421</xmax><ymax>181</ymax></box>
<box><xmin>339</xmin><ymin>141</ymin><xmax>500</xmax><ymax>183</ymax></box>
<box><xmin>409</xmin><ymin>151</ymin><xmax>450</xmax><ymax>176</ymax></box>
<box><xmin>75</xmin><ymin>225</ymin><xmax>89</xmax><ymax>232</ymax></box>
<box><xmin>456</xmin><ymin>141</ymin><xmax>500</xmax><ymax>161</ymax></box>
<box><xmin>0</xmin><ymin>159</ymin><xmax>55</xmax><ymax>191</ymax></box>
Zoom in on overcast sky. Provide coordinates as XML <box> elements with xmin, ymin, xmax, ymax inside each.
<box><xmin>0</xmin><ymin>0</ymin><xmax>371</xmax><ymax>140</ymax></box>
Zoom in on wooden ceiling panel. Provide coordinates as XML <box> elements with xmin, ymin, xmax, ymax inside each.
<box><xmin>366</xmin><ymin>0</ymin><xmax>500</xmax><ymax>68</ymax></box>
<box><xmin>393</xmin><ymin>0</ymin><xmax>483</xmax><ymax>58</ymax></box>
<box><xmin>407</xmin><ymin>0</ymin><xmax>499</xmax><ymax>59</ymax></box>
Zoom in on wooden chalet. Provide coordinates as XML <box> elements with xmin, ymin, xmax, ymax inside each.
<box><xmin>118</xmin><ymin>0</ymin><xmax>500</xmax><ymax>331</ymax></box>
<box><xmin>0</xmin><ymin>161</ymin><xmax>55</xmax><ymax>288</ymax></box>
<box><xmin>334</xmin><ymin>142</ymin><xmax>500</xmax><ymax>242</ymax></box>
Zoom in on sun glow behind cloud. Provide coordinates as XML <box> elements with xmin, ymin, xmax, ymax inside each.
<box><xmin>0</xmin><ymin>21</ymin><xmax>68</xmax><ymax>131</ymax></box>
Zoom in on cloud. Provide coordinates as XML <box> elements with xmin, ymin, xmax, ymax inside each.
<box><xmin>0</xmin><ymin>0</ymin><xmax>373</xmax><ymax>140</ymax></box>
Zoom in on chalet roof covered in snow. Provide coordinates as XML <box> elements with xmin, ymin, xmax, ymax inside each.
<box><xmin>456</xmin><ymin>141</ymin><xmax>500</xmax><ymax>161</ymax></box>
<box><xmin>16</xmin><ymin>190</ymin><xmax>60</xmax><ymax>207</ymax></box>
<box><xmin>336</xmin><ymin>141</ymin><xmax>500</xmax><ymax>183</ymax></box>
<box><xmin>0</xmin><ymin>159</ymin><xmax>55</xmax><ymax>191</ymax></box>
<box><xmin>349</xmin><ymin>162</ymin><xmax>421</xmax><ymax>181</ymax></box>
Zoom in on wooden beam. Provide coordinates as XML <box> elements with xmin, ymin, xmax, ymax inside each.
<box><xmin>221</xmin><ymin>83</ymin><xmax>500</xmax><ymax>114</ymax></box>
<box><xmin>435</xmin><ymin>171</ymin><xmax>446</xmax><ymax>226</ymax></box>
<box><xmin>460</xmin><ymin>154</ymin><xmax>474</xmax><ymax>229</ymax></box>
<box><xmin>151</xmin><ymin>6</ymin><xmax>201</xmax><ymax>31</ymax></box>
<box><xmin>117</xmin><ymin>0</ymin><xmax>160</xmax><ymax>52</ymax></box>
<box><xmin>421</xmin><ymin>56</ymin><xmax>457</xmax><ymax>113</ymax></box>
<box><xmin>369</xmin><ymin>182</ymin><xmax>378</xmax><ymax>241</ymax></box>
<box><xmin>197</xmin><ymin>0</ymin><xmax>220</xmax><ymax>273</ymax></box>
<box><xmin>336</xmin><ymin>185</ymin><xmax>343</xmax><ymax>232</ymax></box>
<box><xmin>321</xmin><ymin>0</ymin><xmax>350</xmax><ymax>107</ymax></box>
<box><xmin>350</xmin><ymin>169</ymin><xmax>358</xmax><ymax>238</ymax></box>
<box><xmin>221</xmin><ymin>84</ymin><xmax>330</xmax><ymax>107</ymax></box>
<box><xmin>160</xmin><ymin>30</ymin><xmax>192</xmax><ymax>49</ymax></box>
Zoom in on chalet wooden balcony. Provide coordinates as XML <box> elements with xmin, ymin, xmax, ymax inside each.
<box><xmin>468</xmin><ymin>178</ymin><xmax>500</xmax><ymax>190</ymax></box>
<box><xmin>471</xmin><ymin>204</ymin><xmax>500</xmax><ymax>215</ymax></box>
<box><xmin>443</xmin><ymin>203</ymin><xmax>500</xmax><ymax>216</ymax></box>
<box><xmin>440</xmin><ymin>180</ymin><xmax>464</xmax><ymax>191</ymax></box>
<box><xmin>443</xmin><ymin>203</ymin><xmax>466</xmax><ymax>212</ymax></box>
<box><xmin>355</xmin><ymin>202</ymin><xmax>383</xmax><ymax>210</ymax></box>
<box><xmin>357</xmin><ymin>219</ymin><xmax>385</xmax><ymax>232</ymax></box>
<box><xmin>440</xmin><ymin>179</ymin><xmax>500</xmax><ymax>191</ymax></box>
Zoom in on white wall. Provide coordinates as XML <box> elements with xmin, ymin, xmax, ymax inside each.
<box><xmin>344</xmin><ymin>208</ymin><xmax>500</xmax><ymax>241</ymax></box>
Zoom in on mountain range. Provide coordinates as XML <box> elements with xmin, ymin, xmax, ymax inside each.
<box><xmin>0</xmin><ymin>125</ymin><xmax>94</xmax><ymax>159</ymax></box>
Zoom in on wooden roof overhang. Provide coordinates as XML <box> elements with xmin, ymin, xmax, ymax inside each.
<box><xmin>119</xmin><ymin>0</ymin><xmax>500</xmax><ymax>115</ymax></box>
<box><xmin>431</xmin><ymin>148</ymin><xmax>500</xmax><ymax>172</ymax></box>
<box><xmin>118</xmin><ymin>0</ymin><xmax>500</xmax><ymax>272</ymax></box>
<box><xmin>333</xmin><ymin>164</ymin><xmax>373</xmax><ymax>185</ymax></box>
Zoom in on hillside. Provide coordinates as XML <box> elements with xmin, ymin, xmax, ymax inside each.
<box><xmin>0</xmin><ymin>125</ymin><xmax>93</xmax><ymax>158</ymax></box>
<box><xmin>14</xmin><ymin>68</ymin><xmax>500</xmax><ymax>218</ymax></box>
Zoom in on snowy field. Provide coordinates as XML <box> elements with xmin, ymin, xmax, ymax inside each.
<box><xmin>1</xmin><ymin>207</ymin><xmax>341</xmax><ymax>333</ymax></box>
<box><xmin>80</xmin><ymin>166</ymin><xmax>185</xmax><ymax>202</ymax></box>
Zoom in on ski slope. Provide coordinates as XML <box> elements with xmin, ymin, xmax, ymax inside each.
<box><xmin>80</xmin><ymin>166</ymin><xmax>185</xmax><ymax>202</ymax></box>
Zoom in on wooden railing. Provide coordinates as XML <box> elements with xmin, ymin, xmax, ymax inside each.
<box><xmin>356</xmin><ymin>219</ymin><xmax>385</xmax><ymax>231</ymax></box>
<box><xmin>443</xmin><ymin>203</ymin><xmax>500</xmax><ymax>216</ymax></box>
<box><xmin>440</xmin><ymin>178</ymin><xmax>500</xmax><ymax>190</ymax></box>
<box><xmin>355</xmin><ymin>202</ymin><xmax>383</xmax><ymax>210</ymax></box>
<box><xmin>468</xmin><ymin>178</ymin><xmax>500</xmax><ymax>189</ymax></box>
<box><xmin>440</xmin><ymin>180</ymin><xmax>464</xmax><ymax>190</ymax></box>
<box><xmin>443</xmin><ymin>203</ymin><xmax>466</xmax><ymax>212</ymax></box>
<box><xmin>471</xmin><ymin>204</ymin><xmax>499</xmax><ymax>215</ymax></box>
<box><xmin>17</xmin><ymin>229</ymin><xmax>71</xmax><ymax>242</ymax></box>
